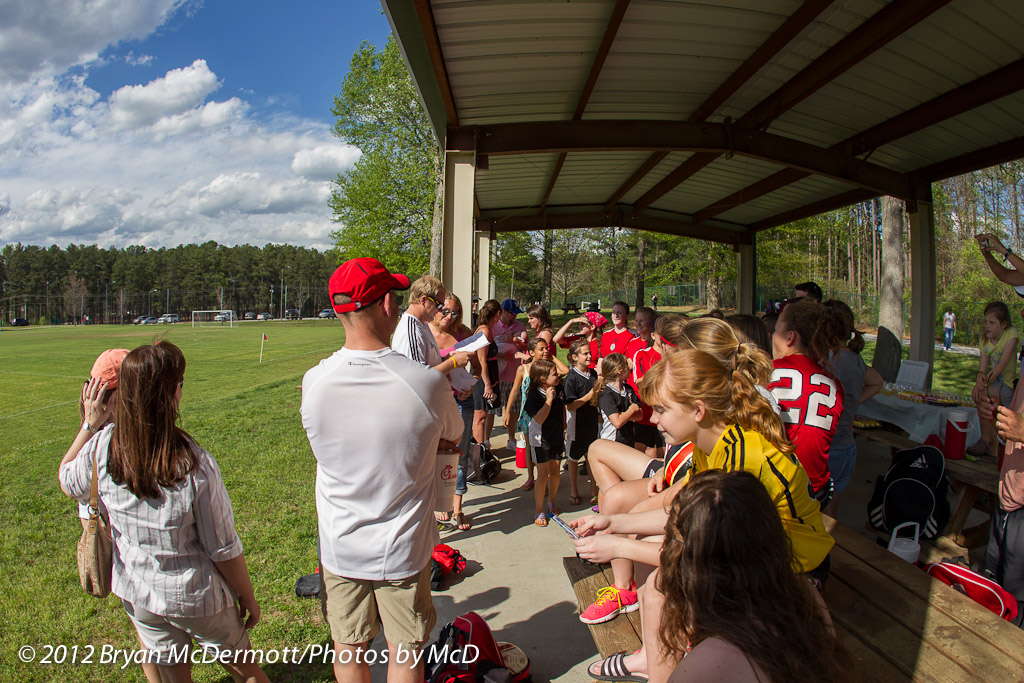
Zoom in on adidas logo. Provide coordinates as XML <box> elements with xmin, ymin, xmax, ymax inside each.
<box><xmin>910</xmin><ymin>456</ymin><xmax>929</xmax><ymax>469</ymax></box>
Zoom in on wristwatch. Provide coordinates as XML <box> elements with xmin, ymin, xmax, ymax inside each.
<box><xmin>81</xmin><ymin>421</ymin><xmax>98</xmax><ymax>433</ymax></box>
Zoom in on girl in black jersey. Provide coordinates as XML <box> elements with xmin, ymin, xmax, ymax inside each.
<box><xmin>564</xmin><ymin>339</ymin><xmax>599</xmax><ymax>506</ymax></box>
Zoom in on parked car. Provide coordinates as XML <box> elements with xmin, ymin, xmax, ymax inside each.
<box><xmin>141</xmin><ymin>317</ymin><xmax>160</xmax><ymax>325</ymax></box>
<box><xmin>284</xmin><ymin>308</ymin><xmax>300</xmax><ymax>320</ymax></box>
<box><xmin>257</xmin><ymin>312</ymin><xmax>272</xmax><ymax>321</ymax></box>
<box><xmin>158</xmin><ymin>314</ymin><xmax>179</xmax><ymax>324</ymax></box>
<box><xmin>10</xmin><ymin>318</ymin><xmax>29</xmax><ymax>327</ymax></box>
<box><xmin>213</xmin><ymin>311</ymin><xmax>237</xmax><ymax>322</ymax></box>
<box><xmin>319</xmin><ymin>308</ymin><xmax>336</xmax><ymax>319</ymax></box>
<box><xmin>133</xmin><ymin>315</ymin><xmax>147</xmax><ymax>325</ymax></box>
<box><xmin>244</xmin><ymin>312</ymin><xmax>256</xmax><ymax>320</ymax></box>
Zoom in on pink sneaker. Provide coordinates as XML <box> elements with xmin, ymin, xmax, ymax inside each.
<box><xmin>579</xmin><ymin>585</ymin><xmax>639</xmax><ymax>624</ymax></box>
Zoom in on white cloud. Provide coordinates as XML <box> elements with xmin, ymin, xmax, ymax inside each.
<box><xmin>124</xmin><ymin>52</ymin><xmax>155</xmax><ymax>67</ymax></box>
<box><xmin>109</xmin><ymin>59</ymin><xmax>220</xmax><ymax>130</ymax></box>
<box><xmin>0</xmin><ymin>60</ymin><xmax>348</xmax><ymax>250</ymax></box>
<box><xmin>291</xmin><ymin>144</ymin><xmax>361</xmax><ymax>181</ymax></box>
<box><xmin>0</xmin><ymin>0</ymin><xmax>189</xmax><ymax>83</ymax></box>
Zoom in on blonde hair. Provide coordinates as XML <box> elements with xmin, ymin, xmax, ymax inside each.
<box><xmin>639</xmin><ymin>348</ymin><xmax>793</xmax><ymax>455</ymax></box>
<box><xmin>409</xmin><ymin>275</ymin><xmax>444</xmax><ymax>303</ymax></box>
<box><xmin>666</xmin><ymin>317</ymin><xmax>772</xmax><ymax>386</ymax></box>
<box><xmin>591</xmin><ymin>353</ymin><xmax>629</xmax><ymax>407</ymax></box>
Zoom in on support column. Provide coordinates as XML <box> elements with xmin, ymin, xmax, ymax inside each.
<box><xmin>442</xmin><ymin>150</ymin><xmax>476</xmax><ymax>309</ymax></box>
<box><xmin>736</xmin><ymin>236</ymin><xmax>756</xmax><ymax>315</ymax></box>
<box><xmin>475</xmin><ymin>230</ymin><xmax>491</xmax><ymax>302</ymax></box>
<box><xmin>908</xmin><ymin>191</ymin><xmax>936</xmax><ymax>388</ymax></box>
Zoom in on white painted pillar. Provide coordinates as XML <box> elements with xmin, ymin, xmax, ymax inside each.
<box><xmin>908</xmin><ymin>194</ymin><xmax>936</xmax><ymax>388</ymax></box>
<box><xmin>475</xmin><ymin>231</ymin><xmax>491</xmax><ymax>303</ymax></box>
<box><xmin>442</xmin><ymin>151</ymin><xmax>476</xmax><ymax>309</ymax></box>
<box><xmin>736</xmin><ymin>238</ymin><xmax>756</xmax><ymax>315</ymax></box>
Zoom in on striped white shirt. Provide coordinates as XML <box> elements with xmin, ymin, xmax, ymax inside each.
<box><xmin>60</xmin><ymin>425</ymin><xmax>243</xmax><ymax>618</ymax></box>
<box><xmin>391</xmin><ymin>311</ymin><xmax>442</xmax><ymax>368</ymax></box>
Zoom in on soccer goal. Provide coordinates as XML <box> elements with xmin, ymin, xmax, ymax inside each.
<box><xmin>191</xmin><ymin>310</ymin><xmax>238</xmax><ymax>328</ymax></box>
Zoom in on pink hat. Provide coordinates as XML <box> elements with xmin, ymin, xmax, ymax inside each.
<box><xmin>90</xmin><ymin>349</ymin><xmax>130</xmax><ymax>388</ymax></box>
<box><xmin>329</xmin><ymin>258</ymin><xmax>410</xmax><ymax>314</ymax></box>
<box><xmin>585</xmin><ymin>311</ymin><xmax>607</xmax><ymax>329</ymax></box>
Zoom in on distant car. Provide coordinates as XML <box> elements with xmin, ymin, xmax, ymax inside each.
<box><xmin>158</xmin><ymin>314</ymin><xmax>179</xmax><ymax>324</ymax></box>
<box><xmin>133</xmin><ymin>315</ymin><xmax>147</xmax><ymax>325</ymax></box>
<box><xmin>285</xmin><ymin>308</ymin><xmax>300</xmax><ymax>320</ymax></box>
<box><xmin>244</xmin><ymin>312</ymin><xmax>256</xmax><ymax>320</ymax></box>
<box><xmin>141</xmin><ymin>317</ymin><xmax>160</xmax><ymax>325</ymax></box>
<box><xmin>257</xmin><ymin>312</ymin><xmax>272</xmax><ymax>321</ymax></box>
<box><xmin>10</xmin><ymin>318</ymin><xmax>29</xmax><ymax>327</ymax></box>
<box><xmin>319</xmin><ymin>309</ymin><xmax>336</xmax><ymax>319</ymax></box>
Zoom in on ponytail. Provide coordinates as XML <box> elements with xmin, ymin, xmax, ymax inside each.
<box><xmin>779</xmin><ymin>299</ymin><xmax>845</xmax><ymax>362</ymax></box>
<box><xmin>639</xmin><ymin>348</ymin><xmax>793</xmax><ymax>455</ymax></box>
<box><xmin>823</xmin><ymin>299</ymin><xmax>865</xmax><ymax>355</ymax></box>
<box><xmin>591</xmin><ymin>353</ymin><xmax>629</xmax><ymax>407</ymax></box>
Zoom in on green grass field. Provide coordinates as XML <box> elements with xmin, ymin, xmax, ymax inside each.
<box><xmin>1</xmin><ymin>320</ymin><xmax>346</xmax><ymax>682</ymax></box>
<box><xmin>0</xmin><ymin>316</ymin><xmax>979</xmax><ymax>681</ymax></box>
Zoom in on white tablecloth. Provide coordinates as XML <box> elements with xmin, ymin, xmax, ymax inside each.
<box><xmin>856</xmin><ymin>394</ymin><xmax>981</xmax><ymax>446</ymax></box>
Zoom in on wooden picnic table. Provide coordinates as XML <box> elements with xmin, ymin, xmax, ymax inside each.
<box><xmin>823</xmin><ymin>515</ymin><xmax>1024</xmax><ymax>681</ymax></box>
<box><xmin>854</xmin><ymin>426</ymin><xmax>999</xmax><ymax>549</ymax></box>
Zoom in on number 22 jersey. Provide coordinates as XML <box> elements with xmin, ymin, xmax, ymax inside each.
<box><xmin>768</xmin><ymin>354</ymin><xmax>844</xmax><ymax>493</ymax></box>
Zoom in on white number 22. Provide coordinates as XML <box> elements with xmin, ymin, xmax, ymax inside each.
<box><xmin>771</xmin><ymin>369</ymin><xmax>838</xmax><ymax>430</ymax></box>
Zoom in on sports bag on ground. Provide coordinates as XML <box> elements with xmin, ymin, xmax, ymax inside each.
<box><xmin>425</xmin><ymin>611</ymin><xmax>512</xmax><ymax>683</ymax></box>
<box><xmin>925</xmin><ymin>558</ymin><xmax>1019</xmax><ymax>621</ymax></box>
<box><xmin>430</xmin><ymin>543</ymin><xmax>467</xmax><ymax>591</ymax></box>
<box><xmin>466</xmin><ymin>441</ymin><xmax>500</xmax><ymax>485</ymax></box>
<box><xmin>867</xmin><ymin>445</ymin><xmax>950</xmax><ymax>539</ymax></box>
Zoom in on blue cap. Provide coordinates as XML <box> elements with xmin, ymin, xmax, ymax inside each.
<box><xmin>501</xmin><ymin>299</ymin><xmax>523</xmax><ymax>314</ymax></box>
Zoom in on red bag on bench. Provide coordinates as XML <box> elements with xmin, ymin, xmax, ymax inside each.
<box><xmin>925</xmin><ymin>559</ymin><xmax>1019</xmax><ymax>621</ymax></box>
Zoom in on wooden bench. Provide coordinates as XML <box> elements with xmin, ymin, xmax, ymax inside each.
<box><xmin>563</xmin><ymin>302</ymin><xmax>581</xmax><ymax>314</ymax></box>
<box><xmin>823</xmin><ymin>515</ymin><xmax>1024</xmax><ymax>681</ymax></box>
<box><xmin>563</xmin><ymin>557</ymin><xmax>641</xmax><ymax>665</ymax></box>
<box><xmin>854</xmin><ymin>426</ymin><xmax>998</xmax><ymax>549</ymax></box>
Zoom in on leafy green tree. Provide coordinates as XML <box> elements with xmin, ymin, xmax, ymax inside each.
<box><xmin>330</xmin><ymin>36</ymin><xmax>441</xmax><ymax>278</ymax></box>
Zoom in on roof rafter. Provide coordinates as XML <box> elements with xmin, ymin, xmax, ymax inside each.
<box><xmin>749</xmin><ymin>135</ymin><xmax>1024</xmax><ymax>233</ymax></box>
<box><xmin>693</xmin><ymin>58</ymin><xmax>1024</xmax><ymax>222</ymax></box>
<box><xmin>448</xmin><ymin>120</ymin><xmax>915</xmax><ymax>199</ymax></box>
<box><xmin>602</xmin><ymin>0</ymin><xmax>836</xmax><ymax>212</ymax></box>
<box><xmin>540</xmin><ymin>0</ymin><xmax>631</xmax><ymax>212</ymax></box>
<box><xmin>412</xmin><ymin>0</ymin><xmax>458</xmax><ymax>126</ymax></box>
<box><xmin>633</xmin><ymin>0</ymin><xmax>953</xmax><ymax>212</ymax></box>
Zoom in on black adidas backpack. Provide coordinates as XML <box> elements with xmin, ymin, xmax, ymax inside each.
<box><xmin>466</xmin><ymin>441</ymin><xmax>501</xmax><ymax>485</ymax></box>
<box><xmin>867</xmin><ymin>445</ymin><xmax>950</xmax><ymax>539</ymax></box>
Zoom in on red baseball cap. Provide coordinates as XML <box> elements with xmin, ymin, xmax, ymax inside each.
<box><xmin>329</xmin><ymin>258</ymin><xmax>410</xmax><ymax>314</ymax></box>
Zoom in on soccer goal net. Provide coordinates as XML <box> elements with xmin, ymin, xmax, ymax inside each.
<box><xmin>191</xmin><ymin>310</ymin><xmax>238</xmax><ymax>328</ymax></box>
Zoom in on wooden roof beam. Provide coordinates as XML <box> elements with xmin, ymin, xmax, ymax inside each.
<box><xmin>603</xmin><ymin>0</ymin><xmax>836</xmax><ymax>213</ymax></box>
<box><xmin>693</xmin><ymin>58</ymin><xmax>1024</xmax><ymax>222</ymax></box>
<box><xmin>540</xmin><ymin>0</ymin><xmax>631</xmax><ymax>212</ymax></box>
<box><xmin>634</xmin><ymin>0</ymin><xmax>954</xmax><ymax>211</ymax></box>
<box><xmin>412</xmin><ymin>0</ymin><xmax>458</xmax><ymax>126</ymax></box>
<box><xmin>450</xmin><ymin>120</ymin><xmax>915</xmax><ymax>200</ymax></box>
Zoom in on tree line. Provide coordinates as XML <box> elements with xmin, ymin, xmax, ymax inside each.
<box><xmin>1</xmin><ymin>242</ymin><xmax>336</xmax><ymax>324</ymax></box>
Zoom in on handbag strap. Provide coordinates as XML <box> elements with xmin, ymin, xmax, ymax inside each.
<box><xmin>88</xmin><ymin>447</ymin><xmax>101</xmax><ymax>533</ymax></box>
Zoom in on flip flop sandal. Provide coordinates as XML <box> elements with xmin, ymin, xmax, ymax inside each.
<box><xmin>547</xmin><ymin>502</ymin><xmax>560</xmax><ymax>516</ymax></box>
<box><xmin>568</xmin><ymin>495</ymin><xmax>581</xmax><ymax>505</ymax></box>
<box><xmin>534</xmin><ymin>513</ymin><xmax>548</xmax><ymax>527</ymax></box>
<box><xmin>520</xmin><ymin>479</ymin><xmax>535</xmax><ymax>491</ymax></box>
<box><xmin>435</xmin><ymin>510</ymin><xmax>452</xmax><ymax>523</ymax></box>
<box><xmin>453</xmin><ymin>512</ymin><xmax>472</xmax><ymax>531</ymax></box>
<box><xmin>588</xmin><ymin>652</ymin><xmax>649</xmax><ymax>682</ymax></box>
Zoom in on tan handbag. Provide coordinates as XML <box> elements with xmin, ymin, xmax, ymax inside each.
<box><xmin>76</xmin><ymin>450</ymin><xmax>112</xmax><ymax>598</ymax></box>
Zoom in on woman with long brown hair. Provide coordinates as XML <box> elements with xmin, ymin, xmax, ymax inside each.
<box><xmin>658</xmin><ymin>469</ymin><xmax>844</xmax><ymax>682</ymax></box>
<box><xmin>59</xmin><ymin>341</ymin><xmax>268</xmax><ymax>683</ymax></box>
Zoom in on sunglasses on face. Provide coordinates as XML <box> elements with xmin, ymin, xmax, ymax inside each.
<box><xmin>425</xmin><ymin>295</ymin><xmax>443</xmax><ymax>308</ymax></box>
<box><xmin>441</xmin><ymin>307</ymin><xmax>460</xmax><ymax>317</ymax></box>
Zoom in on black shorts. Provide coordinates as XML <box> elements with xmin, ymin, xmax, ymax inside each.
<box><xmin>642</xmin><ymin>458</ymin><xmax>663</xmax><ymax>479</ymax></box>
<box><xmin>472</xmin><ymin>379</ymin><xmax>500</xmax><ymax>414</ymax></box>
<box><xmin>532</xmin><ymin>444</ymin><xmax>564</xmax><ymax>464</ymax></box>
<box><xmin>633</xmin><ymin>423</ymin><xmax>663</xmax><ymax>449</ymax></box>
<box><xmin>805</xmin><ymin>554</ymin><xmax>831</xmax><ymax>590</ymax></box>
<box><xmin>567</xmin><ymin>438</ymin><xmax>593</xmax><ymax>462</ymax></box>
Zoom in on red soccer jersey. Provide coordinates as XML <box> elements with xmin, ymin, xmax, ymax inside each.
<box><xmin>768</xmin><ymin>354</ymin><xmax>844</xmax><ymax>492</ymax></box>
<box><xmin>600</xmin><ymin>328</ymin><xmax>637</xmax><ymax>358</ymax></box>
<box><xmin>628</xmin><ymin>343</ymin><xmax>661</xmax><ymax>425</ymax></box>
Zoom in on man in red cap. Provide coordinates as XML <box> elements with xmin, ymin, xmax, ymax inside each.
<box><xmin>301</xmin><ymin>257</ymin><xmax>464</xmax><ymax>683</ymax></box>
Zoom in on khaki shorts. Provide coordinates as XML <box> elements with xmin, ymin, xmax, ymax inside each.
<box><xmin>320</xmin><ymin>564</ymin><xmax>435</xmax><ymax>650</ymax></box>
<box><xmin>123</xmin><ymin>599</ymin><xmax>252</xmax><ymax>666</ymax></box>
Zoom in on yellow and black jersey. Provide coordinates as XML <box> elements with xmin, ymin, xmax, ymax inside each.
<box><xmin>686</xmin><ymin>424</ymin><xmax>834</xmax><ymax>573</ymax></box>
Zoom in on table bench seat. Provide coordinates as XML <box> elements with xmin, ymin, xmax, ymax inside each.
<box><xmin>564</xmin><ymin>557</ymin><xmax>641</xmax><ymax>670</ymax></box>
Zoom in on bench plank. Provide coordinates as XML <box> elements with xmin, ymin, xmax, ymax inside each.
<box><xmin>832</xmin><ymin>622</ymin><xmax>910</xmax><ymax>683</ymax></box>
<box><xmin>826</xmin><ymin>518</ymin><xmax>1024</xmax><ymax>667</ymax></box>
<box><xmin>829</xmin><ymin>546</ymin><xmax>1024</xmax><ymax>681</ymax></box>
<box><xmin>563</xmin><ymin>557</ymin><xmax>642</xmax><ymax>661</ymax></box>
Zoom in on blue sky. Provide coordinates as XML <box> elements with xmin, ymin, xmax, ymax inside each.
<box><xmin>0</xmin><ymin>0</ymin><xmax>392</xmax><ymax>249</ymax></box>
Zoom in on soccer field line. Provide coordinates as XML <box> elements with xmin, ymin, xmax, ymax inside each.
<box><xmin>0</xmin><ymin>399</ymin><xmax>78</xmax><ymax>421</ymax></box>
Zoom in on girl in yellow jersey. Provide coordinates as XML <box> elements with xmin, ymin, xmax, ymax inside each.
<box><xmin>573</xmin><ymin>346</ymin><xmax>834</xmax><ymax>683</ymax></box>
